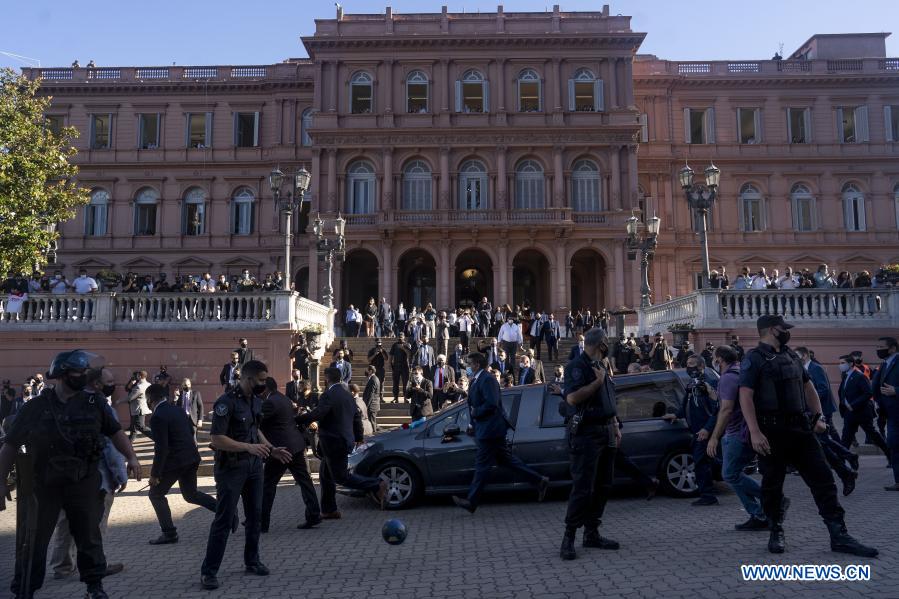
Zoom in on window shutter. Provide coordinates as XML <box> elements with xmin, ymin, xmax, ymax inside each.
<box><xmin>836</xmin><ymin>107</ymin><xmax>844</xmax><ymax>142</ymax></box>
<box><xmin>253</xmin><ymin>111</ymin><xmax>260</xmax><ymax>146</ymax></box>
<box><xmin>858</xmin><ymin>198</ymin><xmax>866</xmax><ymax>231</ymax></box>
<box><xmin>156</xmin><ymin>112</ymin><xmax>162</xmax><ymax>146</ymax></box>
<box><xmin>232</xmin><ymin>112</ymin><xmax>238</xmax><ymax>146</ymax></box>
<box><xmin>483</xmin><ymin>80</ymin><xmax>490</xmax><ymax>112</ymax></box>
<box><xmin>843</xmin><ymin>196</ymin><xmax>852</xmax><ymax>230</ymax></box>
<box><xmin>184</xmin><ymin>114</ymin><xmax>190</xmax><ymax>147</ymax></box>
<box><xmin>886</xmin><ymin>105</ymin><xmax>894</xmax><ymax>142</ymax></box>
<box><xmin>753</xmin><ymin>109</ymin><xmax>762</xmax><ymax>143</ymax></box>
<box><xmin>785</xmin><ymin>108</ymin><xmax>792</xmax><ymax>142</ymax></box>
<box><xmin>107</xmin><ymin>113</ymin><xmax>113</xmax><ymax>148</ymax></box>
<box><xmin>683</xmin><ymin>108</ymin><xmax>692</xmax><ymax>143</ymax></box>
<box><xmin>137</xmin><ymin>114</ymin><xmax>144</xmax><ymax>148</ymax></box>
<box><xmin>705</xmin><ymin>107</ymin><xmax>716</xmax><ymax>143</ymax></box>
<box><xmin>803</xmin><ymin>108</ymin><xmax>812</xmax><ymax>142</ymax></box>
<box><xmin>640</xmin><ymin>113</ymin><xmax>648</xmax><ymax>142</ymax></box>
<box><xmin>567</xmin><ymin>79</ymin><xmax>575</xmax><ymax>111</ymax></box>
<box><xmin>594</xmin><ymin>79</ymin><xmax>604</xmax><ymax>112</ymax></box>
<box><xmin>205</xmin><ymin>112</ymin><xmax>213</xmax><ymax>146</ymax></box>
<box><xmin>89</xmin><ymin>114</ymin><xmax>95</xmax><ymax>148</ymax></box>
<box><xmin>538</xmin><ymin>78</ymin><xmax>544</xmax><ymax>112</ymax></box>
<box><xmin>454</xmin><ymin>80</ymin><xmax>462</xmax><ymax>112</ymax></box>
<box><xmin>856</xmin><ymin>105</ymin><xmax>869</xmax><ymax>142</ymax></box>
<box><xmin>791</xmin><ymin>196</ymin><xmax>799</xmax><ymax>231</ymax></box>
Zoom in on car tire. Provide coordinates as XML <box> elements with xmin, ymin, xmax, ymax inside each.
<box><xmin>659</xmin><ymin>451</ymin><xmax>699</xmax><ymax>497</ymax></box>
<box><xmin>373</xmin><ymin>459</ymin><xmax>423</xmax><ymax>510</ymax></box>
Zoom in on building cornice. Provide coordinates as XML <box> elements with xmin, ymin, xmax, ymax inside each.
<box><xmin>312</xmin><ymin>128</ymin><xmax>640</xmax><ymax>146</ymax></box>
<box><xmin>633</xmin><ymin>74</ymin><xmax>899</xmax><ymax>87</ymax></box>
<box><xmin>34</xmin><ymin>80</ymin><xmax>313</xmax><ymax>96</ymax></box>
<box><xmin>303</xmin><ymin>33</ymin><xmax>645</xmax><ymax>53</ymax></box>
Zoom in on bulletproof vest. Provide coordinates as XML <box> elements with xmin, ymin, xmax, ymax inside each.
<box><xmin>37</xmin><ymin>390</ymin><xmax>105</xmax><ymax>486</ymax></box>
<box><xmin>751</xmin><ymin>346</ymin><xmax>806</xmax><ymax>414</ymax></box>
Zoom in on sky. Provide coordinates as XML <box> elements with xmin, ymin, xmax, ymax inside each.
<box><xmin>1</xmin><ymin>0</ymin><xmax>896</xmax><ymax>70</ymax></box>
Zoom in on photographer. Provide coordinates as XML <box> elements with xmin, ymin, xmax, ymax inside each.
<box><xmin>649</xmin><ymin>333</ymin><xmax>673</xmax><ymax>371</ymax></box>
<box><xmin>560</xmin><ymin>327</ymin><xmax>620</xmax><ymax>561</ymax></box>
<box><xmin>405</xmin><ymin>366</ymin><xmax>433</xmax><ymax>421</ymax></box>
<box><xmin>664</xmin><ymin>355</ymin><xmax>719</xmax><ymax>505</ymax></box>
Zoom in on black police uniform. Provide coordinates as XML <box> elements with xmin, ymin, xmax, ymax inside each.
<box><xmin>201</xmin><ymin>386</ymin><xmax>265</xmax><ymax>577</ymax></box>
<box><xmin>6</xmin><ymin>388</ymin><xmax>120</xmax><ymax>596</ymax></box>
<box><xmin>562</xmin><ymin>352</ymin><xmax>618</xmax><ymax>536</ymax></box>
<box><xmin>740</xmin><ymin>342</ymin><xmax>844</xmax><ymax>526</ymax></box>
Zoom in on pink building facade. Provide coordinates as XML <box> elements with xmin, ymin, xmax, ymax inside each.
<box><xmin>25</xmin><ymin>6</ymin><xmax>899</xmax><ymax>315</ymax></box>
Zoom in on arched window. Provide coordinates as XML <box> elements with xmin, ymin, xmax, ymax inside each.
<box><xmin>84</xmin><ymin>188</ymin><xmax>108</xmax><ymax>236</ymax></box>
<box><xmin>790</xmin><ymin>183</ymin><xmax>816</xmax><ymax>232</ymax></box>
<box><xmin>455</xmin><ymin>69</ymin><xmax>488</xmax><ymax>113</ymax></box>
<box><xmin>842</xmin><ymin>183</ymin><xmax>866</xmax><ymax>231</ymax></box>
<box><xmin>350</xmin><ymin>71</ymin><xmax>373</xmax><ymax>114</ymax></box>
<box><xmin>401</xmin><ymin>160</ymin><xmax>432</xmax><ymax>211</ymax></box>
<box><xmin>134</xmin><ymin>187</ymin><xmax>159</xmax><ymax>236</ymax></box>
<box><xmin>739</xmin><ymin>183</ymin><xmax>765</xmax><ymax>232</ymax></box>
<box><xmin>406</xmin><ymin>71</ymin><xmax>429</xmax><ymax>113</ymax></box>
<box><xmin>300</xmin><ymin>108</ymin><xmax>313</xmax><ymax>147</ymax></box>
<box><xmin>458</xmin><ymin>160</ymin><xmax>488</xmax><ymax>210</ymax></box>
<box><xmin>517</xmin><ymin>68</ymin><xmax>542</xmax><ymax>112</ymax></box>
<box><xmin>515</xmin><ymin>160</ymin><xmax>545</xmax><ymax>209</ymax></box>
<box><xmin>568</xmin><ymin>68</ymin><xmax>604</xmax><ymax>112</ymax></box>
<box><xmin>571</xmin><ymin>160</ymin><xmax>602</xmax><ymax>212</ymax></box>
<box><xmin>232</xmin><ymin>187</ymin><xmax>255</xmax><ymax>235</ymax></box>
<box><xmin>346</xmin><ymin>161</ymin><xmax>376</xmax><ymax>214</ymax></box>
<box><xmin>182</xmin><ymin>187</ymin><xmax>206</xmax><ymax>235</ymax></box>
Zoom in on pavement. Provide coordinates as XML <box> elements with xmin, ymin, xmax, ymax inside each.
<box><xmin>0</xmin><ymin>455</ymin><xmax>895</xmax><ymax>599</ymax></box>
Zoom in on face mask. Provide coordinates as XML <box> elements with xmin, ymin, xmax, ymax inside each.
<box><xmin>877</xmin><ymin>348</ymin><xmax>891</xmax><ymax>360</ymax></box>
<box><xmin>241</xmin><ymin>342</ymin><xmax>248</xmax><ymax>348</ymax></box>
<box><xmin>65</xmin><ymin>373</ymin><xmax>88</xmax><ymax>392</ymax></box>
<box><xmin>102</xmin><ymin>383</ymin><xmax>116</xmax><ymax>397</ymax></box>
<box><xmin>183</xmin><ymin>386</ymin><xmax>191</xmax><ymax>392</ymax></box>
<box><xmin>578</xmin><ymin>342</ymin><xmax>584</xmax><ymax>349</ymax></box>
<box><xmin>413</xmin><ymin>375</ymin><xmax>423</xmax><ymax>384</ymax></box>
<box><xmin>775</xmin><ymin>330</ymin><xmax>791</xmax><ymax>346</ymax></box>
<box><xmin>465</xmin><ymin>367</ymin><xmax>474</xmax><ymax>378</ymax></box>
<box><xmin>838</xmin><ymin>363</ymin><xmax>851</xmax><ymax>373</ymax></box>
<box><xmin>252</xmin><ymin>383</ymin><xmax>267</xmax><ymax>395</ymax></box>
<box><xmin>519</xmin><ymin>363</ymin><xmax>527</xmax><ymax>370</ymax></box>
<box><xmin>686</xmin><ymin>366</ymin><xmax>701</xmax><ymax>378</ymax></box>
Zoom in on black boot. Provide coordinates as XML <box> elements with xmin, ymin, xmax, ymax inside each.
<box><xmin>85</xmin><ymin>582</ymin><xmax>109</xmax><ymax>599</ymax></box>
<box><xmin>583</xmin><ymin>528</ymin><xmax>620</xmax><ymax>550</ymax></box>
<box><xmin>768</xmin><ymin>523</ymin><xmax>785</xmax><ymax>554</ymax></box>
<box><xmin>840</xmin><ymin>470</ymin><xmax>858</xmax><ymax>497</ymax></box>
<box><xmin>825</xmin><ymin>520</ymin><xmax>878</xmax><ymax>558</ymax></box>
<box><xmin>560</xmin><ymin>529</ymin><xmax>577</xmax><ymax>561</ymax></box>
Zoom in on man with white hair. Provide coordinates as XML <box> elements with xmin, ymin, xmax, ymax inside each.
<box><xmin>431</xmin><ymin>354</ymin><xmax>455</xmax><ymax>412</ymax></box>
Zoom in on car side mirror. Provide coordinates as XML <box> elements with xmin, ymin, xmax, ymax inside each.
<box><xmin>441</xmin><ymin>424</ymin><xmax>462</xmax><ymax>443</ymax></box>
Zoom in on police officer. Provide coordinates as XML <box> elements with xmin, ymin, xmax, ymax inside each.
<box><xmin>200</xmin><ymin>360</ymin><xmax>292</xmax><ymax>590</ymax></box>
<box><xmin>560</xmin><ymin>327</ymin><xmax>620</xmax><ymax>561</ymax></box>
<box><xmin>739</xmin><ymin>315</ymin><xmax>877</xmax><ymax>557</ymax></box>
<box><xmin>0</xmin><ymin>350</ymin><xmax>142</xmax><ymax>599</ymax></box>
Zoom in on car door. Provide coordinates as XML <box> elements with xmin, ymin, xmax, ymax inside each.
<box><xmin>421</xmin><ymin>406</ymin><xmax>477</xmax><ymax>491</ymax></box>
<box><xmin>508</xmin><ymin>387</ymin><xmax>569</xmax><ymax>482</ymax></box>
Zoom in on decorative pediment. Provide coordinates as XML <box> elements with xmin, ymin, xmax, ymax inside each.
<box><xmin>734</xmin><ymin>254</ymin><xmax>779</xmax><ymax>266</ymax></box>
<box><xmin>172</xmin><ymin>256</ymin><xmax>213</xmax><ymax>270</ymax></box>
<box><xmin>221</xmin><ymin>256</ymin><xmax>262</xmax><ymax>268</ymax></box>
<box><xmin>839</xmin><ymin>253</ymin><xmax>877</xmax><ymax>265</ymax></box>
<box><xmin>121</xmin><ymin>256</ymin><xmax>164</xmax><ymax>269</ymax></box>
<box><xmin>72</xmin><ymin>257</ymin><xmax>114</xmax><ymax>269</ymax></box>
<box><xmin>788</xmin><ymin>253</ymin><xmax>828</xmax><ymax>266</ymax></box>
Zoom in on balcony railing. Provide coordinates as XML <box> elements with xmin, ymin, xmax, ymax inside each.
<box><xmin>635</xmin><ymin>57</ymin><xmax>899</xmax><ymax>78</ymax></box>
<box><xmin>638</xmin><ymin>288</ymin><xmax>899</xmax><ymax>334</ymax></box>
<box><xmin>24</xmin><ymin>63</ymin><xmax>304</xmax><ymax>84</ymax></box>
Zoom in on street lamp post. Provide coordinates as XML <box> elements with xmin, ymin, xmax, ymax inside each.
<box><xmin>625</xmin><ymin>213</ymin><xmax>661</xmax><ymax>308</ymax></box>
<box><xmin>312</xmin><ymin>213</ymin><xmax>346</xmax><ymax>309</ymax></box>
<box><xmin>269</xmin><ymin>166</ymin><xmax>312</xmax><ymax>289</ymax></box>
<box><xmin>678</xmin><ymin>163</ymin><xmax>721</xmax><ymax>289</ymax></box>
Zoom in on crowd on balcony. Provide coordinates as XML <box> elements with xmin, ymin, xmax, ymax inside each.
<box><xmin>706</xmin><ymin>264</ymin><xmax>894</xmax><ymax>291</ymax></box>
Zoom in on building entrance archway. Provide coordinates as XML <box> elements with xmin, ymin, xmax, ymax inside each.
<box><xmin>341</xmin><ymin>249</ymin><xmax>379</xmax><ymax>311</ymax></box>
<box><xmin>512</xmin><ymin>249</ymin><xmax>550</xmax><ymax>311</ymax></box>
<box><xmin>398</xmin><ymin>249</ymin><xmax>437</xmax><ymax>310</ymax></box>
<box><xmin>570</xmin><ymin>248</ymin><xmax>607</xmax><ymax>311</ymax></box>
<box><xmin>455</xmin><ymin>249</ymin><xmax>493</xmax><ymax>308</ymax></box>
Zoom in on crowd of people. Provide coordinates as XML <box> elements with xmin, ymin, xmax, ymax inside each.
<box><xmin>707</xmin><ymin>263</ymin><xmax>895</xmax><ymax>290</ymax></box>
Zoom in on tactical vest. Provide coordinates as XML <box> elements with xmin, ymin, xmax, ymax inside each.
<box><xmin>751</xmin><ymin>346</ymin><xmax>806</xmax><ymax>414</ymax></box>
<box><xmin>40</xmin><ymin>390</ymin><xmax>105</xmax><ymax>486</ymax></box>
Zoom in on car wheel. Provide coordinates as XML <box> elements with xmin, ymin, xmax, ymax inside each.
<box><xmin>659</xmin><ymin>451</ymin><xmax>699</xmax><ymax>497</ymax></box>
<box><xmin>374</xmin><ymin>459</ymin><xmax>423</xmax><ymax>509</ymax></box>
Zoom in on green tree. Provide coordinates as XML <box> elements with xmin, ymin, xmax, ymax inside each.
<box><xmin>0</xmin><ymin>67</ymin><xmax>88</xmax><ymax>276</ymax></box>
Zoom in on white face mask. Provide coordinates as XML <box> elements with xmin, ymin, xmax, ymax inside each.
<box><xmin>413</xmin><ymin>374</ymin><xmax>423</xmax><ymax>383</ymax></box>
<box><xmin>519</xmin><ymin>363</ymin><xmax>527</xmax><ymax>370</ymax></box>
<box><xmin>838</xmin><ymin>363</ymin><xmax>851</xmax><ymax>373</ymax></box>
<box><xmin>578</xmin><ymin>342</ymin><xmax>585</xmax><ymax>349</ymax></box>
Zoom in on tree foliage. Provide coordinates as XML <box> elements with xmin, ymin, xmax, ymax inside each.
<box><xmin>0</xmin><ymin>67</ymin><xmax>88</xmax><ymax>276</ymax></box>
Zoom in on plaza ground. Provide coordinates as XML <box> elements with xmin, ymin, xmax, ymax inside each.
<box><xmin>0</xmin><ymin>456</ymin><xmax>894</xmax><ymax>598</ymax></box>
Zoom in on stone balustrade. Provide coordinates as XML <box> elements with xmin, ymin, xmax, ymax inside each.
<box><xmin>638</xmin><ymin>288</ymin><xmax>899</xmax><ymax>335</ymax></box>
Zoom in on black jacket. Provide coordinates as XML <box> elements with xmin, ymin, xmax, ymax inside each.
<box><xmin>285</xmin><ymin>380</ymin><xmax>301</xmax><ymax>406</ymax></box>
<box><xmin>261</xmin><ymin>391</ymin><xmax>306</xmax><ymax>455</ymax></box>
<box><xmin>149</xmin><ymin>400</ymin><xmax>201</xmax><ymax>477</ymax></box>
<box><xmin>363</xmin><ymin>375</ymin><xmax>381</xmax><ymax>414</ymax></box>
<box><xmin>296</xmin><ymin>383</ymin><xmax>363</xmax><ymax>453</ymax></box>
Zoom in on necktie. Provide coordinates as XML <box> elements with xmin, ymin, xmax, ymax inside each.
<box><xmin>438</xmin><ymin>369</ymin><xmax>443</xmax><ymax>388</ymax></box>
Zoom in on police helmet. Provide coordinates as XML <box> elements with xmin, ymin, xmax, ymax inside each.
<box><xmin>47</xmin><ymin>350</ymin><xmax>103</xmax><ymax>379</ymax></box>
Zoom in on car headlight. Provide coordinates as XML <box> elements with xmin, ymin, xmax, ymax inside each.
<box><xmin>352</xmin><ymin>442</ymin><xmax>374</xmax><ymax>456</ymax></box>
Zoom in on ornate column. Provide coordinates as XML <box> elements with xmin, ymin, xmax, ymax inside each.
<box><xmin>382</xmin><ymin>148</ymin><xmax>393</xmax><ymax>211</ymax></box>
<box><xmin>439</xmin><ymin>240</ymin><xmax>450</xmax><ymax>308</ymax></box>
<box><xmin>381</xmin><ymin>239</ymin><xmax>393</xmax><ymax>303</ymax></box>
<box><xmin>605</xmin><ymin>58</ymin><xmax>618</xmax><ymax>110</ymax></box>
<box><xmin>496</xmin><ymin>145</ymin><xmax>507</xmax><ymax>210</ymax></box>
<box><xmin>627</xmin><ymin>144</ymin><xmax>638</xmax><ymax>210</ymax></box>
<box><xmin>328</xmin><ymin>61</ymin><xmax>339</xmax><ymax>113</ymax></box>
<box><xmin>553</xmin><ymin>146</ymin><xmax>565</xmax><ymax>208</ymax></box>
<box><xmin>311</xmin><ymin>148</ymin><xmax>322</xmax><ymax>213</ymax></box>
<box><xmin>308</xmin><ymin>236</ymin><xmax>319</xmax><ymax>302</ymax></box>
<box><xmin>439</xmin><ymin>146</ymin><xmax>450</xmax><ymax>211</ymax></box>
<box><xmin>313</xmin><ymin>61</ymin><xmax>323</xmax><ymax>111</ymax></box>
<box><xmin>623</xmin><ymin>57</ymin><xmax>634</xmax><ymax>108</ymax></box>
<box><xmin>383</xmin><ymin>59</ymin><xmax>394</xmax><ymax>114</ymax></box>
<box><xmin>554</xmin><ymin>242</ymin><xmax>567</xmax><ymax>312</ymax></box>
<box><xmin>614</xmin><ymin>242</ymin><xmax>625</xmax><ymax>309</ymax></box>
<box><xmin>498</xmin><ymin>240</ymin><xmax>510</xmax><ymax>306</ymax></box>
<box><xmin>438</xmin><ymin>58</ymin><xmax>451</xmax><ymax>127</ymax></box>
<box><xmin>497</xmin><ymin>59</ymin><xmax>507</xmax><ymax>113</ymax></box>
<box><xmin>610</xmin><ymin>147</ymin><xmax>621</xmax><ymax>210</ymax></box>
<box><xmin>326</xmin><ymin>148</ymin><xmax>338</xmax><ymax>213</ymax></box>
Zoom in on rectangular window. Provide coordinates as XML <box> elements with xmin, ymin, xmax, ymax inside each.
<box><xmin>187</xmin><ymin>113</ymin><xmax>212</xmax><ymax>148</ymax></box>
<box><xmin>407</xmin><ymin>83</ymin><xmax>428</xmax><ymax>113</ymax></box>
<box><xmin>794</xmin><ymin>197</ymin><xmax>815</xmax><ymax>232</ymax></box>
<box><xmin>684</xmin><ymin>108</ymin><xmax>715</xmax><ymax>144</ymax></box>
<box><xmin>232</xmin><ymin>201</ymin><xmax>254</xmax><ymax>235</ymax></box>
<box><xmin>788</xmin><ymin>107</ymin><xmax>811</xmax><ymax>143</ymax></box>
<box><xmin>135</xmin><ymin>204</ymin><xmax>157</xmax><ymax>235</ymax></box>
<box><xmin>183</xmin><ymin>203</ymin><xmax>205</xmax><ymax>235</ymax></box>
<box><xmin>845</xmin><ymin>197</ymin><xmax>866</xmax><ymax>231</ymax></box>
<box><xmin>518</xmin><ymin>81</ymin><xmax>541</xmax><ymax>112</ymax></box>
<box><xmin>838</xmin><ymin>106</ymin><xmax>869</xmax><ymax>143</ymax></box>
<box><xmin>742</xmin><ymin>198</ymin><xmax>764</xmax><ymax>232</ymax></box>
<box><xmin>574</xmin><ymin>81</ymin><xmax>594</xmax><ymax>111</ymax></box>
<box><xmin>351</xmin><ymin>85</ymin><xmax>372</xmax><ymax>114</ymax></box>
<box><xmin>886</xmin><ymin>105</ymin><xmax>899</xmax><ymax>142</ymax></box>
<box><xmin>615</xmin><ymin>382</ymin><xmax>683</xmax><ymax>421</ymax></box>
<box><xmin>462</xmin><ymin>82</ymin><xmax>484</xmax><ymax>113</ymax></box>
<box><xmin>138</xmin><ymin>113</ymin><xmax>160</xmax><ymax>149</ymax></box>
<box><xmin>84</xmin><ymin>204</ymin><xmax>107</xmax><ymax>236</ymax></box>
<box><xmin>45</xmin><ymin>115</ymin><xmax>65</xmax><ymax>136</ymax></box>
<box><xmin>234</xmin><ymin>112</ymin><xmax>259</xmax><ymax>147</ymax></box>
<box><xmin>738</xmin><ymin>108</ymin><xmax>760</xmax><ymax>144</ymax></box>
<box><xmin>90</xmin><ymin>114</ymin><xmax>111</xmax><ymax>149</ymax></box>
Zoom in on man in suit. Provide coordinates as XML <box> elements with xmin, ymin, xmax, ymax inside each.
<box><xmin>330</xmin><ymin>350</ymin><xmax>352</xmax><ymax>386</ymax></box>
<box><xmin>414</xmin><ymin>338</ymin><xmax>436</xmax><ymax>380</ymax></box>
<box><xmin>435</xmin><ymin>313</ymin><xmax>451</xmax><ymax>359</ymax></box>
<box><xmin>431</xmin><ymin>355</ymin><xmax>456</xmax><ymax>413</ymax></box>
<box><xmin>118</xmin><ymin>370</ymin><xmax>151</xmax><ymax>439</ymax></box>
<box><xmin>478</xmin><ymin>338</ymin><xmax>501</xmax><ymax>368</ymax></box>
<box><xmin>517</xmin><ymin>355</ymin><xmax>537</xmax><ymax>386</ymax></box>
<box><xmin>477</xmin><ymin>297</ymin><xmax>493</xmax><ymax>337</ymax></box>
<box><xmin>297</xmin><ymin>368</ymin><xmax>387</xmax><ymax>517</ymax></box>
<box><xmin>235</xmin><ymin>338</ymin><xmax>255</xmax><ymax>368</ymax></box>
<box><xmin>543</xmin><ymin>314</ymin><xmax>561</xmax><ymax>362</ymax></box>
<box><xmin>873</xmin><ymin>336</ymin><xmax>899</xmax><ymax>490</ymax></box>
<box><xmin>406</xmin><ymin>366</ymin><xmax>434</xmax><ymax>420</ymax></box>
<box><xmin>259</xmin><ymin>378</ymin><xmax>321</xmax><ymax>531</ymax></box>
<box><xmin>569</xmin><ymin>335</ymin><xmax>585</xmax><ymax>361</ymax></box>
<box><xmin>367</xmin><ymin>339</ymin><xmax>389</xmax><ymax>402</ymax></box>
<box><xmin>453</xmin><ymin>353</ymin><xmax>548</xmax><ymax>513</ymax></box>
<box><xmin>362</xmin><ymin>366</ymin><xmax>381</xmax><ymax>432</ymax></box>
<box><xmin>491</xmin><ymin>350</ymin><xmax>513</xmax><ymax>377</ymax></box>
<box><xmin>146</xmin><ymin>384</ymin><xmax>217</xmax><ymax>544</ymax></box>
<box><xmin>526</xmin><ymin>349</ymin><xmax>545</xmax><ymax>383</ymax></box>
<box><xmin>838</xmin><ymin>354</ymin><xmax>890</xmax><ymax>461</ymax></box>
<box><xmin>174</xmin><ymin>378</ymin><xmax>203</xmax><ymax>439</ymax></box>
<box><xmin>389</xmin><ymin>333</ymin><xmax>412</xmax><ymax>403</ymax></box>
<box><xmin>220</xmin><ymin>352</ymin><xmax>240</xmax><ymax>391</ymax></box>
<box><xmin>448</xmin><ymin>343</ymin><xmax>466</xmax><ymax>382</ymax></box>
<box><xmin>285</xmin><ymin>369</ymin><xmax>303</xmax><ymax>408</ymax></box>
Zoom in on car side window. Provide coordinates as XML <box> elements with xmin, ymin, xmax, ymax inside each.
<box><xmin>615</xmin><ymin>381</ymin><xmax>683</xmax><ymax>422</ymax></box>
<box><xmin>541</xmin><ymin>393</ymin><xmax>567</xmax><ymax>428</ymax></box>
<box><xmin>501</xmin><ymin>393</ymin><xmax>520</xmax><ymax>427</ymax></box>
<box><xmin>428</xmin><ymin>410</ymin><xmax>458</xmax><ymax>438</ymax></box>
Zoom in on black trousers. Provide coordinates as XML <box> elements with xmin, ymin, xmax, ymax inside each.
<box><xmin>129</xmin><ymin>414</ymin><xmax>150</xmax><ymax>438</ymax></box>
<box><xmin>459</xmin><ymin>331</ymin><xmax>470</xmax><ymax>352</ymax></box>
<box><xmin>14</xmin><ymin>471</ymin><xmax>106</xmax><ymax>595</ymax></box>
<box><xmin>564</xmin><ymin>426</ymin><xmax>617</xmax><ymax>531</ymax></box>
<box><xmin>375</xmin><ymin>368</ymin><xmax>386</xmax><ymax>400</ymax></box>
<box><xmin>841</xmin><ymin>407</ymin><xmax>890</xmax><ymax>458</ymax></box>
<box><xmin>318</xmin><ymin>439</ymin><xmax>381</xmax><ymax>514</ymax></box>
<box><xmin>465</xmin><ymin>436</ymin><xmax>543</xmax><ymax>508</ymax></box>
<box><xmin>392</xmin><ymin>368</ymin><xmax>409</xmax><ymax>402</ymax></box>
<box><xmin>546</xmin><ymin>338</ymin><xmax>558</xmax><ymax>362</ymax></box>
<box><xmin>758</xmin><ymin>419</ymin><xmax>844</xmax><ymax>524</ymax></box>
<box><xmin>148</xmin><ymin>462</ymin><xmax>217</xmax><ymax>535</ymax></box>
<box><xmin>818</xmin><ymin>432</ymin><xmax>854</xmax><ymax>481</ymax></box>
<box><xmin>201</xmin><ymin>457</ymin><xmax>263</xmax><ymax>576</ymax></box>
<box><xmin>614</xmin><ymin>449</ymin><xmax>653</xmax><ymax>487</ymax></box>
<box><xmin>261</xmin><ymin>451</ymin><xmax>321</xmax><ymax>528</ymax></box>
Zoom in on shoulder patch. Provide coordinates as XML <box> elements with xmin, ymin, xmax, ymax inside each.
<box><xmin>215</xmin><ymin>403</ymin><xmax>230</xmax><ymax>417</ymax></box>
